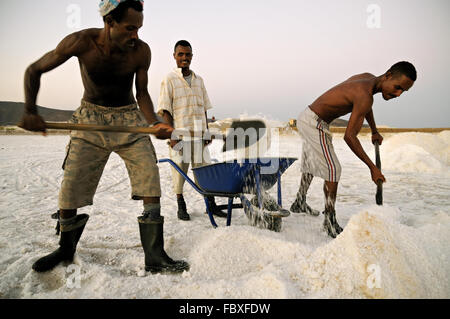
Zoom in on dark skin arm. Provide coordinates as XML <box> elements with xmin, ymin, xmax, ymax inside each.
<box><xmin>19</xmin><ymin>37</ymin><xmax>77</xmax><ymax>133</ymax></box>
<box><xmin>344</xmin><ymin>94</ymin><xmax>386</xmax><ymax>184</ymax></box>
<box><xmin>160</xmin><ymin>111</ymin><xmax>178</xmax><ymax>148</ymax></box>
<box><xmin>161</xmin><ymin>111</ymin><xmax>211</xmax><ymax>148</ymax></box>
<box><xmin>365</xmin><ymin>109</ymin><xmax>384</xmax><ymax>145</ymax></box>
<box><xmin>135</xmin><ymin>44</ymin><xmax>173</xmax><ymax>140</ymax></box>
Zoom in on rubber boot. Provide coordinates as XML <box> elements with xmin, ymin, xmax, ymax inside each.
<box><xmin>32</xmin><ymin>214</ymin><xmax>89</xmax><ymax>272</ymax></box>
<box><xmin>51</xmin><ymin>211</ymin><xmax>61</xmax><ymax>235</ymax></box>
<box><xmin>177</xmin><ymin>196</ymin><xmax>190</xmax><ymax>221</ymax></box>
<box><xmin>138</xmin><ymin>216</ymin><xmax>189</xmax><ymax>274</ymax></box>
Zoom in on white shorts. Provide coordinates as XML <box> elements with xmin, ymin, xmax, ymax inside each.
<box><xmin>297</xmin><ymin>107</ymin><xmax>341</xmax><ymax>183</ymax></box>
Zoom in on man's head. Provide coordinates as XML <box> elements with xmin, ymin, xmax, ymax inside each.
<box><xmin>173</xmin><ymin>40</ymin><xmax>193</xmax><ymax>70</ymax></box>
<box><xmin>380</xmin><ymin>61</ymin><xmax>417</xmax><ymax>100</ymax></box>
<box><xmin>101</xmin><ymin>0</ymin><xmax>144</xmax><ymax>52</ymax></box>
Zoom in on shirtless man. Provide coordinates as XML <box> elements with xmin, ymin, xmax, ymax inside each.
<box><xmin>290</xmin><ymin>61</ymin><xmax>416</xmax><ymax>238</ymax></box>
<box><xmin>19</xmin><ymin>0</ymin><xmax>189</xmax><ymax>274</ymax></box>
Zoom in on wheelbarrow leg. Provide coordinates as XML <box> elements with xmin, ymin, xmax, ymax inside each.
<box><xmin>226</xmin><ymin>198</ymin><xmax>233</xmax><ymax>226</ymax></box>
<box><xmin>204</xmin><ymin>197</ymin><xmax>218</xmax><ymax>228</ymax></box>
<box><xmin>277</xmin><ymin>170</ymin><xmax>282</xmax><ymax>207</ymax></box>
<box><xmin>254</xmin><ymin>165</ymin><xmax>263</xmax><ymax>210</ymax></box>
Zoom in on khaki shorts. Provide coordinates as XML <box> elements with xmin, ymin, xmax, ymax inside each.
<box><xmin>58</xmin><ymin>100</ymin><xmax>161</xmax><ymax>210</ymax></box>
<box><xmin>297</xmin><ymin>107</ymin><xmax>341</xmax><ymax>183</ymax></box>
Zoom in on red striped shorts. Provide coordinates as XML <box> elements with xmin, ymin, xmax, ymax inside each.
<box><xmin>297</xmin><ymin>107</ymin><xmax>341</xmax><ymax>182</ymax></box>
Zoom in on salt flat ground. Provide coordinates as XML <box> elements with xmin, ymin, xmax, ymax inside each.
<box><xmin>0</xmin><ymin>132</ymin><xmax>449</xmax><ymax>298</ymax></box>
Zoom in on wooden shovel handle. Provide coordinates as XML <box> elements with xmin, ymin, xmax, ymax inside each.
<box><xmin>374</xmin><ymin>142</ymin><xmax>383</xmax><ymax>205</ymax></box>
<box><xmin>45</xmin><ymin>122</ymin><xmax>224</xmax><ymax>139</ymax></box>
<box><xmin>45</xmin><ymin>122</ymin><xmax>159</xmax><ymax>134</ymax></box>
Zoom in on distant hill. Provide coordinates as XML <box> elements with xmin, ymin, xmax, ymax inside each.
<box><xmin>331</xmin><ymin>118</ymin><xmax>357</xmax><ymax>127</ymax></box>
<box><xmin>0</xmin><ymin>102</ymin><xmax>75</xmax><ymax>126</ymax></box>
<box><xmin>288</xmin><ymin>118</ymin><xmax>367</xmax><ymax>128</ymax></box>
<box><xmin>1</xmin><ymin>101</ymin><xmax>364</xmax><ymax>128</ymax></box>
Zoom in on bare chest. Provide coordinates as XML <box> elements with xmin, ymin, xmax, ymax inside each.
<box><xmin>79</xmin><ymin>50</ymin><xmax>137</xmax><ymax>83</ymax></box>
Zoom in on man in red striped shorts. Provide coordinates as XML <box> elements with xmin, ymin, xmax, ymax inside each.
<box><xmin>290</xmin><ymin>62</ymin><xmax>416</xmax><ymax>238</ymax></box>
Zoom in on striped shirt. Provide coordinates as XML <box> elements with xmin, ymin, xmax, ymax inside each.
<box><xmin>157</xmin><ymin>68</ymin><xmax>213</xmax><ymax>132</ymax></box>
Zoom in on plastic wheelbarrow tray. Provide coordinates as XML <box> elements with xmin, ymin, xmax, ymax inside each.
<box><xmin>159</xmin><ymin>157</ymin><xmax>297</xmax><ymax>232</ymax></box>
<box><xmin>192</xmin><ymin>157</ymin><xmax>296</xmax><ymax>195</ymax></box>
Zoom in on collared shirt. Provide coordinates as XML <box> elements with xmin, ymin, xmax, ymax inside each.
<box><xmin>157</xmin><ymin>68</ymin><xmax>213</xmax><ymax>132</ymax></box>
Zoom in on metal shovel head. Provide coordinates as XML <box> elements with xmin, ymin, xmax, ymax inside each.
<box><xmin>222</xmin><ymin>120</ymin><xmax>268</xmax><ymax>152</ymax></box>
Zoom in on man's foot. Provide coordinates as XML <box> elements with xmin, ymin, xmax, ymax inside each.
<box><xmin>177</xmin><ymin>197</ymin><xmax>190</xmax><ymax>221</ymax></box>
<box><xmin>290</xmin><ymin>198</ymin><xmax>320</xmax><ymax>216</ymax></box>
<box><xmin>322</xmin><ymin>211</ymin><xmax>343</xmax><ymax>238</ymax></box>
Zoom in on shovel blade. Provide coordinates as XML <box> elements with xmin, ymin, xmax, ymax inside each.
<box><xmin>222</xmin><ymin>120</ymin><xmax>267</xmax><ymax>152</ymax></box>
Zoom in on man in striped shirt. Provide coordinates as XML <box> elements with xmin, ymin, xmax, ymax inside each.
<box><xmin>158</xmin><ymin>40</ymin><xmax>226</xmax><ymax>221</ymax></box>
<box><xmin>291</xmin><ymin>62</ymin><xmax>416</xmax><ymax>238</ymax></box>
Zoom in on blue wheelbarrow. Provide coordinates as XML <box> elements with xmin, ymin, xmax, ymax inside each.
<box><xmin>158</xmin><ymin>157</ymin><xmax>297</xmax><ymax>232</ymax></box>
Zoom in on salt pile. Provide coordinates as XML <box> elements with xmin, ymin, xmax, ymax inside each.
<box><xmin>381</xmin><ymin>131</ymin><xmax>450</xmax><ymax>175</ymax></box>
<box><xmin>0</xmin><ymin>131</ymin><xmax>448</xmax><ymax>299</ymax></box>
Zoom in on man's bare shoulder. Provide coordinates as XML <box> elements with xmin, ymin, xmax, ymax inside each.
<box><xmin>55</xmin><ymin>28</ymin><xmax>100</xmax><ymax>57</ymax></box>
<box><xmin>347</xmin><ymin>76</ymin><xmax>375</xmax><ymax>110</ymax></box>
<box><xmin>136</xmin><ymin>39</ymin><xmax>150</xmax><ymax>50</ymax></box>
<box><xmin>345</xmin><ymin>72</ymin><xmax>376</xmax><ymax>82</ymax></box>
<box><xmin>134</xmin><ymin>39</ymin><xmax>151</xmax><ymax>67</ymax></box>
<box><xmin>341</xmin><ymin>73</ymin><xmax>375</xmax><ymax>96</ymax></box>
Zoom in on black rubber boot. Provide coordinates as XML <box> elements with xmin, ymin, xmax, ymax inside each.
<box><xmin>177</xmin><ymin>196</ymin><xmax>190</xmax><ymax>221</ymax></box>
<box><xmin>51</xmin><ymin>211</ymin><xmax>61</xmax><ymax>235</ymax></box>
<box><xmin>138</xmin><ymin>216</ymin><xmax>190</xmax><ymax>274</ymax></box>
<box><xmin>32</xmin><ymin>214</ymin><xmax>89</xmax><ymax>272</ymax></box>
<box><xmin>206</xmin><ymin>197</ymin><xmax>227</xmax><ymax>218</ymax></box>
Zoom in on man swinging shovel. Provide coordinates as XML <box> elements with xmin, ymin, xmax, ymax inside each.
<box><xmin>19</xmin><ymin>0</ymin><xmax>189</xmax><ymax>274</ymax></box>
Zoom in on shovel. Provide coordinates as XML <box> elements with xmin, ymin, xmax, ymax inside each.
<box><xmin>374</xmin><ymin>141</ymin><xmax>383</xmax><ymax>205</ymax></box>
<box><xmin>221</xmin><ymin>120</ymin><xmax>268</xmax><ymax>152</ymax></box>
<box><xmin>44</xmin><ymin>119</ymin><xmax>267</xmax><ymax>152</ymax></box>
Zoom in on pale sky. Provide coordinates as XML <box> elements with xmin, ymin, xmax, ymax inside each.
<box><xmin>0</xmin><ymin>0</ymin><xmax>449</xmax><ymax>128</ymax></box>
